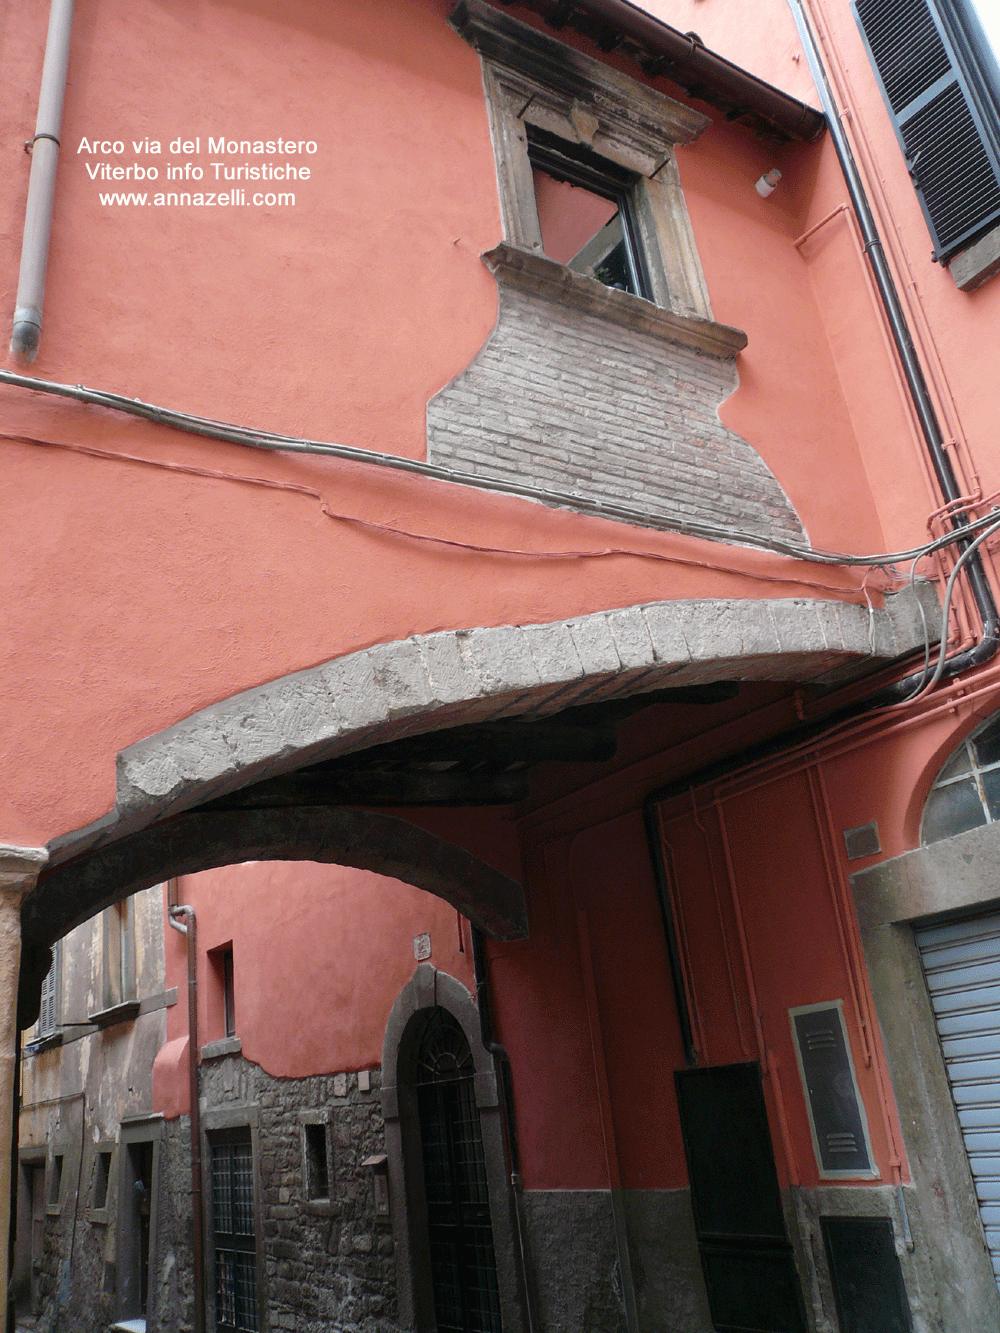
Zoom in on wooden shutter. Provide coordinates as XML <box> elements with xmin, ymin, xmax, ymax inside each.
<box><xmin>854</xmin><ymin>0</ymin><xmax>1000</xmax><ymax>260</ymax></box>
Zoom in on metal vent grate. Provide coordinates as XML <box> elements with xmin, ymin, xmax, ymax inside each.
<box><xmin>856</xmin><ymin>0</ymin><xmax>950</xmax><ymax>113</ymax></box>
<box><xmin>844</xmin><ymin>821</ymin><xmax>881</xmax><ymax>860</ymax></box>
<box><xmin>790</xmin><ymin>1002</ymin><xmax>875</xmax><ymax>1178</ymax></box>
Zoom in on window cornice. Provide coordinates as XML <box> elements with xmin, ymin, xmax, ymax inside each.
<box><xmin>450</xmin><ymin>0</ymin><xmax>711</xmax><ymax>148</ymax></box>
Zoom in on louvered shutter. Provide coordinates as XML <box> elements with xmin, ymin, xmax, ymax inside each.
<box><xmin>38</xmin><ymin>945</ymin><xmax>58</xmax><ymax>1036</ymax></box>
<box><xmin>854</xmin><ymin>0</ymin><xmax>1000</xmax><ymax>261</ymax></box>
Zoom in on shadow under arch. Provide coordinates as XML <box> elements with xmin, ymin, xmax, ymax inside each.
<box><xmin>22</xmin><ymin>805</ymin><xmax>527</xmax><ymax>951</ymax></box>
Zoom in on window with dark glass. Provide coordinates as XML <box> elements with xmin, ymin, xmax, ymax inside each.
<box><xmin>528</xmin><ymin>126</ymin><xmax>650</xmax><ymax>299</ymax></box>
<box><xmin>416</xmin><ymin>1008</ymin><xmax>502</xmax><ymax>1333</ymax></box>
<box><xmin>922</xmin><ymin>712</ymin><xmax>1000</xmax><ymax>842</ymax></box>
<box><xmin>210</xmin><ymin>1130</ymin><xmax>259</xmax><ymax>1333</ymax></box>
<box><xmin>303</xmin><ymin>1123</ymin><xmax>329</xmax><ymax>1201</ymax></box>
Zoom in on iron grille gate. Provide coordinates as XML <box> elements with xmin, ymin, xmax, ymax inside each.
<box><xmin>416</xmin><ymin>1008</ymin><xmax>502</xmax><ymax>1333</ymax></box>
<box><xmin>210</xmin><ymin>1130</ymin><xmax>259</xmax><ymax>1331</ymax></box>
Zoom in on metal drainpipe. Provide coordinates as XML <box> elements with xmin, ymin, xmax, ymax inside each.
<box><xmin>470</xmin><ymin>927</ymin><xmax>538</xmax><ymax>1333</ymax></box>
<box><xmin>10</xmin><ymin>0</ymin><xmax>74</xmax><ymax>363</ymax></box>
<box><xmin>785</xmin><ymin>0</ymin><xmax>1000</xmax><ymax>699</ymax></box>
<box><xmin>5</xmin><ymin>1034</ymin><xmax>21</xmax><ymax>1333</ymax></box>
<box><xmin>167</xmin><ymin>902</ymin><xmax>205</xmax><ymax>1333</ymax></box>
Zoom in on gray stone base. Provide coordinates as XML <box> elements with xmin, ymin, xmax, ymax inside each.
<box><xmin>520</xmin><ymin>1188</ymin><xmax>712</xmax><ymax>1333</ymax></box>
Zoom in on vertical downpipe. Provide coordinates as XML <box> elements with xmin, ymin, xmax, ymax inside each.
<box><xmin>10</xmin><ymin>0</ymin><xmax>75</xmax><ymax>363</ymax></box>
<box><xmin>168</xmin><ymin>901</ymin><xmax>205</xmax><ymax>1333</ymax></box>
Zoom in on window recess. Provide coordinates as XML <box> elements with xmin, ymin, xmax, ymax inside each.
<box><xmin>854</xmin><ymin>0</ymin><xmax>1000</xmax><ymax>269</ymax></box>
<box><xmin>527</xmin><ymin>125</ymin><xmax>652</xmax><ymax>298</ymax></box>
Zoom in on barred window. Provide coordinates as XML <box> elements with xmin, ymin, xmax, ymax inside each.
<box><xmin>210</xmin><ymin>1130</ymin><xmax>259</xmax><ymax>1332</ymax></box>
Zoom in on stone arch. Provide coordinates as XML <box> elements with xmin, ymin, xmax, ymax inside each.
<box><xmin>33</xmin><ymin>591</ymin><xmax>932</xmax><ymax>948</ymax></box>
<box><xmin>54</xmin><ymin>592</ymin><xmax>932</xmax><ymax>863</ymax></box>
<box><xmin>380</xmin><ymin>964</ymin><xmax>523</xmax><ymax>1333</ymax></box>
<box><xmin>23</xmin><ymin>807</ymin><xmax>526</xmax><ymax>949</ymax></box>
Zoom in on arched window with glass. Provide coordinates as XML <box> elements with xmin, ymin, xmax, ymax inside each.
<box><xmin>921</xmin><ymin>713</ymin><xmax>1000</xmax><ymax>844</ymax></box>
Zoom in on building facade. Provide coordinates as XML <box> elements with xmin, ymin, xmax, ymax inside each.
<box><xmin>14</xmin><ymin>887</ymin><xmax>172</xmax><ymax>1330</ymax></box>
<box><xmin>4</xmin><ymin>0</ymin><xmax>1000</xmax><ymax>1330</ymax></box>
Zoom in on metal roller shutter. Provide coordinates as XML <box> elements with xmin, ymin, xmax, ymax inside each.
<box><xmin>917</xmin><ymin>912</ymin><xmax>1000</xmax><ymax>1291</ymax></box>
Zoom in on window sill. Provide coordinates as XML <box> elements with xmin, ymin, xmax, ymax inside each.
<box><xmin>88</xmin><ymin>1000</ymin><xmax>141</xmax><ymax>1029</ymax></box>
<box><xmin>25</xmin><ymin>1030</ymin><xmax>63</xmax><ymax>1054</ymax></box>
<box><xmin>482</xmin><ymin>243</ymin><xmax>748</xmax><ymax>360</ymax></box>
<box><xmin>201</xmin><ymin>1035</ymin><xmax>242</xmax><ymax>1060</ymax></box>
<box><xmin>948</xmin><ymin>222</ymin><xmax>1000</xmax><ymax>291</ymax></box>
<box><xmin>303</xmin><ymin>1198</ymin><xmax>336</xmax><ymax>1217</ymax></box>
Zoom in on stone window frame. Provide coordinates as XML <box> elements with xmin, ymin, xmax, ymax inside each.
<box><xmin>88</xmin><ymin>1140</ymin><xmax>116</xmax><ymax>1224</ymax></box>
<box><xmin>45</xmin><ymin>1143</ymin><xmax>67</xmax><ymax>1216</ymax></box>
<box><xmin>451</xmin><ymin>0</ymin><xmax>715</xmax><ymax>320</ymax></box>
<box><xmin>298</xmin><ymin>1108</ymin><xmax>334</xmax><ymax>1216</ymax></box>
<box><xmin>117</xmin><ymin>1114</ymin><xmax>164</xmax><ymax>1324</ymax></box>
<box><xmin>381</xmin><ymin>964</ymin><xmax>525</xmax><ymax>1333</ymax></box>
<box><xmin>201</xmin><ymin>1103</ymin><xmax>266</xmax><ymax>1333</ymax></box>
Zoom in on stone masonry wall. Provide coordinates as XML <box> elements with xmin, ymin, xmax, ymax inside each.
<box><xmin>152</xmin><ymin>1056</ymin><xmax>396</xmax><ymax>1333</ymax></box>
<box><xmin>427</xmin><ymin>273</ymin><xmax>804</xmax><ymax>543</ymax></box>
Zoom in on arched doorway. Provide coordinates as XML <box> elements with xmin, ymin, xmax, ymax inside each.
<box><xmin>415</xmin><ymin>1007</ymin><xmax>503</xmax><ymax>1333</ymax></box>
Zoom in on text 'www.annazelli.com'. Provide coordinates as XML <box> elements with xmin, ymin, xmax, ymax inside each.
<box><xmin>97</xmin><ymin>191</ymin><xmax>296</xmax><ymax>207</ymax></box>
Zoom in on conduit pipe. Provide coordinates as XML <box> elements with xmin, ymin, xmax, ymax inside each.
<box><xmin>10</xmin><ymin>0</ymin><xmax>75</xmax><ymax>364</ymax></box>
<box><xmin>786</xmin><ymin>0</ymin><xmax>1000</xmax><ymax>699</ymax></box>
<box><xmin>167</xmin><ymin>901</ymin><xmax>205</xmax><ymax>1333</ymax></box>
<box><xmin>470</xmin><ymin>928</ymin><xmax>538</xmax><ymax>1333</ymax></box>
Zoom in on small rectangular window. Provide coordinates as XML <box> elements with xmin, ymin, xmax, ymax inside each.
<box><xmin>48</xmin><ymin>1154</ymin><xmax>64</xmax><ymax>1208</ymax></box>
<box><xmin>223</xmin><ymin>948</ymin><xmax>236</xmax><ymax>1039</ymax></box>
<box><xmin>304</xmin><ymin>1123</ymin><xmax>329</xmax><ymax>1201</ymax></box>
<box><xmin>210</xmin><ymin>1130</ymin><xmax>259</xmax><ymax>1332</ymax></box>
<box><xmin>208</xmin><ymin>944</ymin><xmax>237</xmax><ymax>1042</ymax></box>
<box><xmin>104</xmin><ymin>899</ymin><xmax>135</xmax><ymax>1008</ymax></box>
<box><xmin>93</xmin><ymin>1150</ymin><xmax>112</xmax><ymax>1211</ymax></box>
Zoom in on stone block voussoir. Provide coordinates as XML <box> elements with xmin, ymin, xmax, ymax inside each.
<box><xmin>366</xmin><ymin>639</ymin><xmax>434</xmax><ymax>719</ymax></box>
<box><xmin>520</xmin><ymin>620</ymin><xmax>585</xmax><ymax>688</ymax></box>
<box><xmin>641</xmin><ymin>602</ymin><xmax>693</xmax><ymax>670</ymax></box>
<box><xmin>263</xmin><ymin>670</ymin><xmax>344</xmax><ymax>754</ymax></box>
<box><xmin>766</xmin><ymin>599</ymin><xmax>827</xmax><ymax>657</ymax></box>
<box><xmin>459</xmin><ymin>626</ymin><xmax>543</xmax><ymax>696</ymax></box>
<box><xmin>565</xmin><ymin>614</ymin><xmax>622</xmax><ymax>677</ymax></box>
<box><xmin>116</xmin><ymin>745</ymin><xmax>185</xmax><ymax>810</ymax></box>
<box><xmin>605</xmin><ymin>606</ymin><xmax>656</xmax><ymax>672</ymax></box>
<box><xmin>414</xmin><ymin>631</ymin><xmax>486</xmax><ymax>706</ymax></box>
<box><xmin>215</xmin><ymin>687</ymin><xmax>294</xmax><ymax>773</ymax></box>
<box><xmin>318</xmin><ymin>650</ymin><xmax>389</xmax><ymax>733</ymax></box>
<box><xmin>825</xmin><ymin>601</ymin><xmax>876</xmax><ymax>658</ymax></box>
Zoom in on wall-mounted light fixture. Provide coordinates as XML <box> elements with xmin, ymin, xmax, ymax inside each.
<box><xmin>755</xmin><ymin>168</ymin><xmax>782</xmax><ymax>197</ymax></box>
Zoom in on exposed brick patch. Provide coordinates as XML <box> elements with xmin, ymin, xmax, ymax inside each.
<box><xmin>427</xmin><ymin>273</ymin><xmax>803</xmax><ymax>542</ymax></box>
